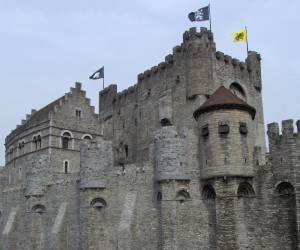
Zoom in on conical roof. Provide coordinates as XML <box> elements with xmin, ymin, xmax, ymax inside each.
<box><xmin>193</xmin><ymin>86</ymin><xmax>256</xmax><ymax>120</ymax></box>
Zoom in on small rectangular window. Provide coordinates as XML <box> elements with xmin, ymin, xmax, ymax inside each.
<box><xmin>219</xmin><ymin>122</ymin><xmax>230</xmax><ymax>134</ymax></box>
<box><xmin>239</xmin><ymin>122</ymin><xmax>248</xmax><ymax>135</ymax></box>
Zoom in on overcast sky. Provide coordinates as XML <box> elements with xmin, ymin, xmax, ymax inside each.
<box><xmin>0</xmin><ymin>0</ymin><xmax>299</xmax><ymax>165</ymax></box>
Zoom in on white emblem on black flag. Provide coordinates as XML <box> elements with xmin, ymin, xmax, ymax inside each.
<box><xmin>188</xmin><ymin>5</ymin><xmax>210</xmax><ymax>22</ymax></box>
<box><xmin>89</xmin><ymin>66</ymin><xmax>104</xmax><ymax>80</ymax></box>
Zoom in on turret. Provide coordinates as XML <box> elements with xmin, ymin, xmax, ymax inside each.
<box><xmin>246</xmin><ymin>51</ymin><xmax>262</xmax><ymax>91</ymax></box>
<box><xmin>79</xmin><ymin>137</ymin><xmax>113</xmax><ymax>249</ymax></box>
<box><xmin>183</xmin><ymin>27</ymin><xmax>216</xmax><ymax>99</ymax></box>
<box><xmin>193</xmin><ymin>86</ymin><xmax>256</xmax><ymax>179</ymax></box>
<box><xmin>153</xmin><ymin>126</ymin><xmax>191</xmax><ymax>249</ymax></box>
<box><xmin>99</xmin><ymin>84</ymin><xmax>117</xmax><ymax>113</ymax></box>
<box><xmin>267</xmin><ymin>119</ymin><xmax>299</xmax><ymax>181</ymax></box>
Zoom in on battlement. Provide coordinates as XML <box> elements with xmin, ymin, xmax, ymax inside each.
<box><xmin>136</xmin><ymin>27</ymin><xmax>215</xmax><ymax>84</ymax></box>
<box><xmin>267</xmin><ymin>119</ymin><xmax>300</xmax><ymax>140</ymax></box>
<box><xmin>215</xmin><ymin>50</ymin><xmax>261</xmax><ymax>80</ymax></box>
<box><xmin>182</xmin><ymin>26</ymin><xmax>214</xmax><ymax>44</ymax></box>
<box><xmin>99</xmin><ymin>27</ymin><xmax>263</xmax><ymax>115</ymax></box>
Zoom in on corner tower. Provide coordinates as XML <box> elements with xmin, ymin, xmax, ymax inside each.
<box><xmin>193</xmin><ymin>86</ymin><xmax>257</xmax><ymax>249</ymax></box>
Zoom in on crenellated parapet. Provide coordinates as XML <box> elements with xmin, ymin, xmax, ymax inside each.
<box><xmin>267</xmin><ymin>119</ymin><xmax>300</xmax><ymax>181</ymax></box>
<box><xmin>267</xmin><ymin>119</ymin><xmax>299</xmax><ymax>146</ymax></box>
<box><xmin>98</xmin><ymin>27</ymin><xmax>217</xmax><ymax>113</ymax></box>
<box><xmin>215</xmin><ymin>50</ymin><xmax>262</xmax><ymax>91</ymax></box>
<box><xmin>99</xmin><ymin>27</ymin><xmax>263</xmax><ymax>119</ymax></box>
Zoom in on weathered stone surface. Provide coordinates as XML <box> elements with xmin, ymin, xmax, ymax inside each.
<box><xmin>0</xmin><ymin>28</ymin><xmax>297</xmax><ymax>250</ymax></box>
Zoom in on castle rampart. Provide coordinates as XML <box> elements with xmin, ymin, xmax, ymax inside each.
<box><xmin>1</xmin><ymin>28</ymin><xmax>299</xmax><ymax>250</ymax></box>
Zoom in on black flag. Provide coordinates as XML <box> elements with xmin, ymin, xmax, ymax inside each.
<box><xmin>89</xmin><ymin>66</ymin><xmax>104</xmax><ymax>80</ymax></box>
<box><xmin>188</xmin><ymin>5</ymin><xmax>210</xmax><ymax>22</ymax></box>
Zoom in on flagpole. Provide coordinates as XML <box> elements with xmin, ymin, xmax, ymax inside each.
<box><xmin>245</xmin><ymin>26</ymin><xmax>249</xmax><ymax>56</ymax></box>
<box><xmin>209</xmin><ymin>4</ymin><xmax>212</xmax><ymax>31</ymax></box>
<box><xmin>102</xmin><ymin>66</ymin><xmax>105</xmax><ymax>90</ymax></box>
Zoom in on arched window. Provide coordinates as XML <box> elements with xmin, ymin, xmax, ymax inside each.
<box><xmin>230</xmin><ymin>82</ymin><xmax>246</xmax><ymax>101</ymax></box>
<box><xmin>91</xmin><ymin>198</ymin><xmax>107</xmax><ymax>209</ymax></box>
<box><xmin>61</xmin><ymin>132</ymin><xmax>72</xmax><ymax>149</ymax></box>
<box><xmin>82</xmin><ymin>134</ymin><xmax>92</xmax><ymax>143</ymax></box>
<box><xmin>32</xmin><ymin>204</ymin><xmax>46</xmax><ymax>214</ymax></box>
<box><xmin>37</xmin><ymin>135</ymin><xmax>42</xmax><ymax>149</ymax></box>
<box><xmin>276</xmin><ymin>182</ymin><xmax>295</xmax><ymax>198</ymax></box>
<box><xmin>237</xmin><ymin>182</ymin><xmax>255</xmax><ymax>198</ymax></box>
<box><xmin>176</xmin><ymin>189</ymin><xmax>191</xmax><ymax>203</ymax></box>
<box><xmin>33</xmin><ymin>136</ymin><xmax>37</xmax><ymax>150</ymax></box>
<box><xmin>202</xmin><ymin>184</ymin><xmax>216</xmax><ymax>200</ymax></box>
<box><xmin>18</xmin><ymin>141</ymin><xmax>25</xmax><ymax>155</ymax></box>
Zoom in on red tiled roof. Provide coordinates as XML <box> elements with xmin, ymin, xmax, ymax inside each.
<box><xmin>193</xmin><ymin>86</ymin><xmax>256</xmax><ymax>120</ymax></box>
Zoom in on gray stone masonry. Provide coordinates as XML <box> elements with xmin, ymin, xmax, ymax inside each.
<box><xmin>0</xmin><ymin>27</ymin><xmax>299</xmax><ymax>250</ymax></box>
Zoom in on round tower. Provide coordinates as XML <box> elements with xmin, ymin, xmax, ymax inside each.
<box><xmin>79</xmin><ymin>137</ymin><xmax>113</xmax><ymax>249</ymax></box>
<box><xmin>193</xmin><ymin>86</ymin><xmax>256</xmax><ymax>180</ymax></box>
<box><xmin>183</xmin><ymin>27</ymin><xmax>216</xmax><ymax>99</ymax></box>
<box><xmin>154</xmin><ymin>126</ymin><xmax>190</xmax><ymax>182</ymax></box>
<box><xmin>194</xmin><ymin>86</ymin><xmax>257</xmax><ymax>249</ymax></box>
<box><xmin>153</xmin><ymin>126</ymin><xmax>191</xmax><ymax>249</ymax></box>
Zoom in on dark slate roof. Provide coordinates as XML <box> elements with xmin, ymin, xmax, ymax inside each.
<box><xmin>7</xmin><ymin>96</ymin><xmax>64</xmax><ymax>141</ymax></box>
<box><xmin>193</xmin><ymin>86</ymin><xmax>256</xmax><ymax>120</ymax></box>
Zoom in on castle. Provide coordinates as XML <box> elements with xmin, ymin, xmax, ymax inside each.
<box><xmin>0</xmin><ymin>27</ymin><xmax>299</xmax><ymax>250</ymax></box>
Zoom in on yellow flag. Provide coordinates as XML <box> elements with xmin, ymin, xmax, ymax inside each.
<box><xmin>233</xmin><ymin>28</ymin><xmax>247</xmax><ymax>43</ymax></box>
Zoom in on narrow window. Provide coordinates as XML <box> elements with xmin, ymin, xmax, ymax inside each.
<box><xmin>124</xmin><ymin>145</ymin><xmax>129</xmax><ymax>158</ymax></box>
<box><xmin>37</xmin><ymin>135</ymin><xmax>42</xmax><ymax>149</ymax></box>
<box><xmin>75</xmin><ymin>109</ymin><xmax>82</xmax><ymax>118</ymax></box>
<box><xmin>33</xmin><ymin>136</ymin><xmax>37</xmax><ymax>150</ymax></box>
<box><xmin>64</xmin><ymin>161</ymin><xmax>69</xmax><ymax>174</ymax></box>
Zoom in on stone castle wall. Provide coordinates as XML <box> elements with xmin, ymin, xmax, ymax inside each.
<box><xmin>0</xmin><ymin>28</ymin><xmax>299</xmax><ymax>250</ymax></box>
